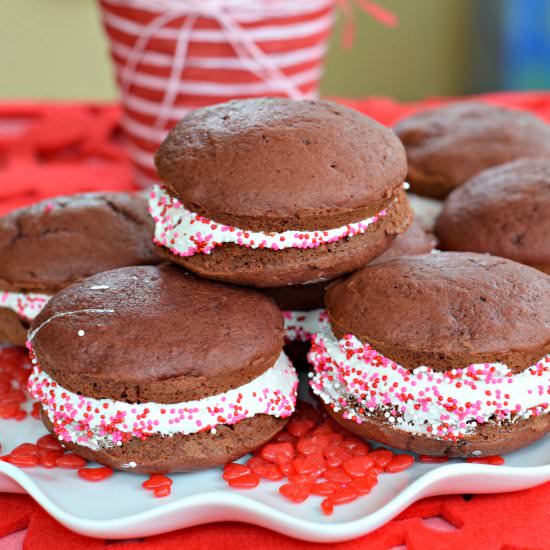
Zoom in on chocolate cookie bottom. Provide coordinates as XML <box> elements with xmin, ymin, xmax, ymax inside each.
<box><xmin>43</xmin><ymin>411</ymin><xmax>288</xmax><ymax>474</ymax></box>
<box><xmin>325</xmin><ymin>404</ymin><xmax>550</xmax><ymax>457</ymax></box>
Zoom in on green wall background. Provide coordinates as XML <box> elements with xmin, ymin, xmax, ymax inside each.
<box><xmin>0</xmin><ymin>0</ymin><xmax>473</xmax><ymax>101</ymax></box>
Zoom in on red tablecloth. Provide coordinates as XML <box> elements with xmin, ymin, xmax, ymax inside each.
<box><xmin>1</xmin><ymin>92</ymin><xmax>550</xmax><ymax>549</ymax></box>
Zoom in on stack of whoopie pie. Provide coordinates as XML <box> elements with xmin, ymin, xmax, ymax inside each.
<box><xmin>19</xmin><ymin>97</ymin><xmax>550</xmax><ymax>473</ymax></box>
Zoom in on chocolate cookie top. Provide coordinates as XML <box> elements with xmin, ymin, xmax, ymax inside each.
<box><xmin>395</xmin><ymin>103</ymin><xmax>550</xmax><ymax>198</ymax></box>
<box><xmin>30</xmin><ymin>265</ymin><xmax>284</xmax><ymax>403</ymax></box>
<box><xmin>326</xmin><ymin>252</ymin><xmax>550</xmax><ymax>371</ymax></box>
<box><xmin>435</xmin><ymin>159</ymin><xmax>550</xmax><ymax>270</ymax></box>
<box><xmin>0</xmin><ymin>192</ymin><xmax>159</xmax><ymax>293</ymax></box>
<box><xmin>155</xmin><ymin>98</ymin><xmax>407</xmax><ymax>231</ymax></box>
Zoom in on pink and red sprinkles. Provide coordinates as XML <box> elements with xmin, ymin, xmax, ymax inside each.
<box><xmin>148</xmin><ymin>185</ymin><xmax>388</xmax><ymax>257</ymax></box>
<box><xmin>308</xmin><ymin>328</ymin><xmax>550</xmax><ymax>441</ymax></box>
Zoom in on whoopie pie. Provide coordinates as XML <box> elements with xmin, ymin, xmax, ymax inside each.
<box><xmin>436</xmin><ymin>159</ymin><xmax>550</xmax><ymax>274</ymax></box>
<box><xmin>395</xmin><ymin>102</ymin><xmax>550</xmax><ymax>199</ymax></box>
<box><xmin>0</xmin><ymin>192</ymin><xmax>159</xmax><ymax>346</ymax></box>
<box><xmin>151</xmin><ymin>98</ymin><xmax>412</xmax><ymax>287</ymax></box>
<box><xmin>309</xmin><ymin>253</ymin><xmax>550</xmax><ymax>457</ymax></box>
<box><xmin>27</xmin><ymin>265</ymin><xmax>297</xmax><ymax>473</ymax></box>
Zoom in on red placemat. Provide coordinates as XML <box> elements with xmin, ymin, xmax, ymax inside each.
<box><xmin>1</xmin><ymin>91</ymin><xmax>550</xmax><ymax>549</ymax></box>
<box><xmin>2</xmin><ymin>487</ymin><xmax>550</xmax><ymax>549</ymax></box>
<box><xmin>0</xmin><ymin>102</ymin><xmax>135</xmax><ymax>215</ymax></box>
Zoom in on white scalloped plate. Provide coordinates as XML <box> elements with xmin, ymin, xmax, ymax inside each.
<box><xmin>1</xmin><ymin>393</ymin><xmax>550</xmax><ymax>543</ymax></box>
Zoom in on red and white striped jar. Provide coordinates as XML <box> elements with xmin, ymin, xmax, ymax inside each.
<box><xmin>98</xmin><ymin>0</ymin><xmax>336</xmax><ymax>186</ymax></box>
